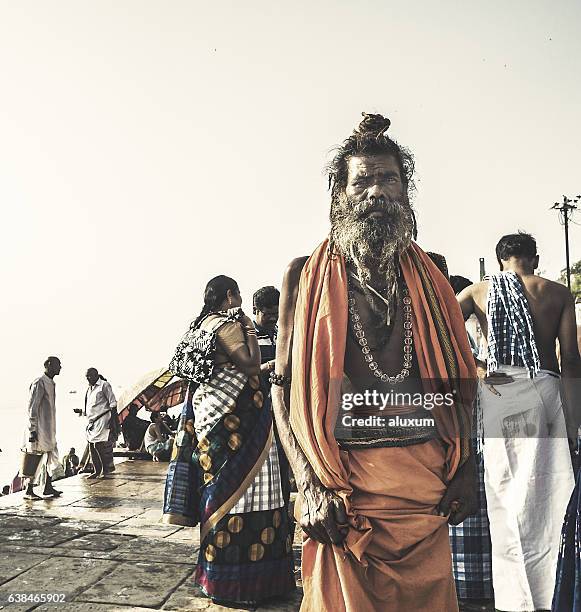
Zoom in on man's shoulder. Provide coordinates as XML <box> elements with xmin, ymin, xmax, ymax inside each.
<box><xmin>30</xmin><ymin>375</ymin><xmax>47</xmax><ymax>390</ymax></box>
<box><xmin>472</xmin><ymin>280</ymin><xmax>489</xmax><ymax>292</ymax></box>
<box><xmin>286</xmin><ymin>256</ymin><xmax>309</xmax><ymax>274</ymax></box>
<box><xmin>283</xmin><ymin>256</ymin><xmax>309</xmax><ymax>288</ymax></box>
<box><xmin>536</xmin><ymin>275</ymin><xmax>568</xmax><ymax>291</ymax></box>
<box><xmin>529</xmin><ymin>275</ymin><xmax>572</xmax><ymax>301</ymax></box>
<box><xmin>460</xmin><ymin>280</ymin><xmax>488</xmax><ymax>302</ymax></box>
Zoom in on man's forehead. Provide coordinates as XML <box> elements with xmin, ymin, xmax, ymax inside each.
<box><xmin>260</xmin><ymin>305</ymin><xmax>279</xmax><ymax>313</ymax></box>
<box><xmin>347</xmin><ymin>154</ymin><xmax>400</xmax><ymax>177</ymax></box>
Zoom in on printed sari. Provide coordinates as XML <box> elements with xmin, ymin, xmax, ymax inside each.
<box><xmin>164</xmin><ymin>311</ymin><xmax>295</xmax><ymax>605</ymax></box>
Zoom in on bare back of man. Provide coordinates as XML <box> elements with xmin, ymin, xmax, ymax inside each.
<box><xmin>458</xmin><ymin>258</ymin><xmax>581</xmax><ymax>442</ymax></box>
<box><xmin>465</xmin><ymin>274</ymin><xmax>571</xmax><ymax>374</ymax></box>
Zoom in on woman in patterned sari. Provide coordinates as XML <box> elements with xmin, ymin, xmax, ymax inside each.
<box><xmin>163</xmin><ymin>275</ymin><xmax>295</xmax><ymax>608</ymax></box>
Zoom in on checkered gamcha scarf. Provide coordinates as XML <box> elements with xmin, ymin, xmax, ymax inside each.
<box><xmin>486</xmin><ymin>271</ymin><xmax>540</xmax><ymax>378</ymax></box>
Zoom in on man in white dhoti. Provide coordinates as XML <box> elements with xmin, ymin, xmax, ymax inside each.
<box><xmin>81</xmin><ymin>368</ymin><xmax>117</xmax><ymax>479</ymax></box>
<box><xmin>21</xmin><ymin>356</ymin><xmax>62</xmax><ymax>500</ymax></box>
<box><xmin>458</xmin><ymin>232</ymin><xmax>579</xmax><ymax>611</ymax></box>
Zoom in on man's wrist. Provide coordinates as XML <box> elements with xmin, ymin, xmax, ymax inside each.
<box><xmin>296</xmin><ymin>468</ymin><xmax>319</xmax><ymax>493</ymax></box>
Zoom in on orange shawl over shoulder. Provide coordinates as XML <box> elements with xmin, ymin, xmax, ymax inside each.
<box><xmin>289</xmin><ymin>239</ymin><xmax>476</xmax><ymax>495</ymax></box>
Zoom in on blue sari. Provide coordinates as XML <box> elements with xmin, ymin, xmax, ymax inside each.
<box><xmin>552</xmin><ymin>436</ymin><xmax>581</xmax><ymax>611</ymax></box>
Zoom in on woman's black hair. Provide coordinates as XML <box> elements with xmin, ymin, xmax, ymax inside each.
<box><xmin>193</xmin><ymin>275</ymin><xmax>239</xmax><ymax>327</ymax></box>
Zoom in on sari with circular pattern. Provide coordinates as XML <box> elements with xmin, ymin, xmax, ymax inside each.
<box><xmin>164</xmin><ymin>311</ymin><xmax>295</xmax><ymax>605</ymax></box>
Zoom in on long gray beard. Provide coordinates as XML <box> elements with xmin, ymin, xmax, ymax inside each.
<box><xmin>330</xmin><ymin>193</ymin><xmax>415</xmax><ymax>326</ymax></box>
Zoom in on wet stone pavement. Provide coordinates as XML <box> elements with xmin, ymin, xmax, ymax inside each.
<box><xmin>0</xmin><ymin>461</ymin><xmax>492</xmax><ymax>611</ymax></box>
<box><xmin>0</xmin><ymin>462</ymin><xmax>301</xmax><ymax>611</ymax></box>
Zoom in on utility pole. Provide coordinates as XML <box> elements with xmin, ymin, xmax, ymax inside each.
<box><xmin>479</xmin><ymin>257</ymin><xmax>486</xmax><ymax>281</ymax></box>
<box><xmin>550</xmin><ymin>195</ymin><xmax>580</xmax><ymax>289</ymax></box>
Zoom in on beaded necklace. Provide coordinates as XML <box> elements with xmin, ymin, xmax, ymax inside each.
<box><xmin>347</xmin><ymin>279</ymin><xmax>413</xmax><ymax>384</ymax></box>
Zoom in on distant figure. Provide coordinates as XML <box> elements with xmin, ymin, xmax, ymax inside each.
<box><xmin>160</xmin><ymin>409</ymin><xmax>177</xmax><ymax>433</ymax></box>
<box><xmin>121</xmin><ymin>403</ymin><xmax>149</xmax><ymax>450</ymax></box>
<box><xmin>458</xmin><ymin>232</ymin><xmax>578</xmax><ymax>611</ymax></box>
<box><xmin>253</xmin><ymin>286</ymin><xmax>293</xmax><ymax>511</ymax></box>
<box><xmin>1</xmin><ymin>485</ymin><xmax>9</xmax><ymax>496</ymax></box>
<box><xmin>62</xmin><ymin>447</ymin><xmax>80</xmax><ymax>477</ymax></box>
<box><xmin>21</xmin><ymin>356</ymin><xmax>63</xmax><ymax>500</ymax></box>
<box><xmin>143</xmin><ymin>412</ymin><xmax>174</xmax><ymax>461</ymax></box>
<box><xmin>77</xmin><ymin>368</ymin><xmax>118</xmax><ymax>478</ymax></box>
<box><xmin>252</xmin><ymin>285</ymin><xmax>280</xmax><ymax>383</ymax></box>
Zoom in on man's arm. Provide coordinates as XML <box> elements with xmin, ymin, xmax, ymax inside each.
<box><xmin>271</xmin><ymin>257</ymin><xmax>348</xmax><ymax>545</ymax></box>
<box><xmin>557</xmin><ymin>291</ymin><xmax>581</xmax><ymax>443</ymax></box>
<box><xmin>103</xmin><ymin>382</ymin><xmax>117</xmax><ymax>409</ymax></box>
<box><xmin>27</xmin><ymin>380</ymin><xmax>43</xmax><ymax>442</ymax></box>
<box><xmin>456</xmin><ymin>285</ymin><xmax>487</xmax><ymax>375</ymax></box>
<box><xmin>456</xmin><ymin>285</ymin><xmax>475</xmax><ymax>321</ymax></box>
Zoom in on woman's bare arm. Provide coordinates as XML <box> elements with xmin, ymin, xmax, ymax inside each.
<box><xmin>222</xmin><ymin>315</ymin><xmax>261</xmax><ymax>376</ymax></box>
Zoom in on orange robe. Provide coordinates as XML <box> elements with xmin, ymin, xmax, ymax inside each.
<box><xmin>290</xmin><ymin>240</ymin><xmax>476</xmax><ymax>612</ymax></box>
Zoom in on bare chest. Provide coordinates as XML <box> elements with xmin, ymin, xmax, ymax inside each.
<box><xmin>344</xmin><ymin>290</ymin><xmax>422</xmax><ymax>394</ymax></box>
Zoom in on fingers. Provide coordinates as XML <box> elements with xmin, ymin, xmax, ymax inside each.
<box><xmin>333</xmin><ymin>497</ymin><xmax>348</xmax><ymax>525</ymax></box>
<box><xmin>448</xmin><ymin>501</ymin><xmax>477</xmax><ymax>525</ymax></box>
<box><xmin>448</xmin><ymin>497</ymin><xmax>478</xmax><ymax>525</ymax></box>
<box><xmin>301</xmin><ymin>521</ymin><xmax>330</xmax><ymax>544</ymax></box>
<box><xmin>299</xmin><ymin>508</ymin><xmax>332</xmax><ymax>544</ymax></box>
<box><xmin>304</xmin><ymin>520</ymin><xmax>332</xmax><ymax>544</ymax></box>
<box><xmin>437</xmin><ymin>489</ymin><xmax>452</xmax><ymax>517</ymax></box>
<box><xmin>300</xmin><ymin>496</ymin><xmax>347</xmax><ymax>545</ymax></box>
<box><xmin>322</xmin><ymin>514</ymin><xmax>344</xmax><ymax>544</ymax></box>
<box><xmin>321</xmin><ymin>497</ymin><xmax>349</xmax><ymax>544</ymax></box>
<box><xmin>332</xmin><ymin>497</ymin><xmax>349</xmax><ymax>540</ymax></box>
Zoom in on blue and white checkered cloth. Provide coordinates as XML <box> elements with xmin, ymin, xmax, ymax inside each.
<box><xmin>486</xmin><ymin>271</ymin><xmax>540</xmax><ymax>378</ymax></box>
<box><xmin>449</xmin><ymin>451</ymin><xmax>493</xmax><ymax>600</ymax></box>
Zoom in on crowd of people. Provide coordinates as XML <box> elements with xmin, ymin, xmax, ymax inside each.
<box><xmin>14</xmin><ymin>113</ymin><xmax>581</xmax><ymax>611</ymax></box>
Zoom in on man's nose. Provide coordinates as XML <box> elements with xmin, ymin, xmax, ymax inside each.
<box><xmin>366</xmin><ymin>183</ymin><xmax>387</xmax><ymax>201</ymax></box>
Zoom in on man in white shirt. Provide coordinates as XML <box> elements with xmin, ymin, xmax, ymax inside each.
<box><xmin>80</xmin><ymin>368</ymin><xmax>117</xmax><ymax>478</ymax></box>
<box><xmin>21</xmin><ymin>356</ymin><xmax>62</xmax><ymax>500</ymax></box>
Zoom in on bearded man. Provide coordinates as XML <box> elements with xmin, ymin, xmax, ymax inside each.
<box><xmin>271</xmin><ymin>114</ymin><xmax>477</xmax><ymax>611</ymax></box>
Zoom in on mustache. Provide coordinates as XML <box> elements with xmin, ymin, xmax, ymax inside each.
<box><xmin>355</xmin><ymin>198</ymin><xmax>407</xmax><ymax>220</ymax></box>
<box><xmin>331</xmin><ymin>195</ymin><xmax>410</xmax><ymax>222</ymax></box>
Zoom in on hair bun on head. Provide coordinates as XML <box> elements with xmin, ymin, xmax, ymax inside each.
<box><xmin>356</xmin><ymin>113</ymin><xmax>391</xmax><ymax>139</ymax></box>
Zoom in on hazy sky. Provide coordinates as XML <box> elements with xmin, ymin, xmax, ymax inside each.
<box><xmin>1</xmin><ymin>0</ymin><xmax>580</xmax><ymax>408</ymax></box>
